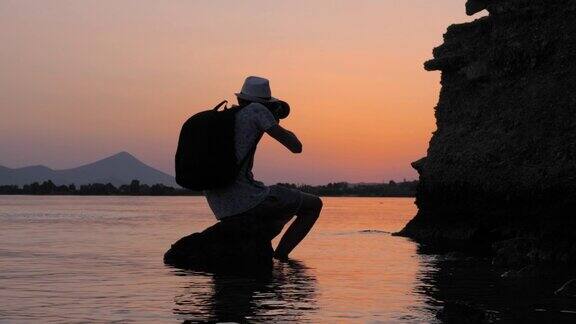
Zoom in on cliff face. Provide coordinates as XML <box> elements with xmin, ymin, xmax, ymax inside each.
<box><xmin>400</xmin><ymin>0</ymin><xmax>576</xmax><ymax>266</ymax></box>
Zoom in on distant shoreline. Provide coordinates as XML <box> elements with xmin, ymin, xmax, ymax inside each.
<box><xmin>0</xmin><ymin>180</ymin><xmax>417</xmax><ymax>198</ymax></box>
<box><xmin>0</xmin><ymin>194</ymin><xmax>415</xmax><ymax>198</ymax></box>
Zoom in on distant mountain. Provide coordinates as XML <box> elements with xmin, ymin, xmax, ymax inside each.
<box><xmin>0</xmin><ymin>152</ymin><xmax>177</xmax><ymax>187</ymax></box>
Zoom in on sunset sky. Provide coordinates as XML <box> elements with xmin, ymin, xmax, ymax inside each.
<box><xmin>0</xmin><ymin>1</ymin><xmax>479</xmax><ymax>185</ymax></box>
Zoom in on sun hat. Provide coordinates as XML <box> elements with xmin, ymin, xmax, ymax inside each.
<box><xmin>235</xmin><ymin>76</ymin><xmax>280</xmax><ymax>103</ymax></box>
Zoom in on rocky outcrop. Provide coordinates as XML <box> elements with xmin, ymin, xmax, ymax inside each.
<box><xmin>164</xmin><ymin>215</ymin><xmax>283</xmax><ymax>273</ymax></box>
<box><xmin>399</xmin><ymin>0</ymin><xmax>576</xmax><ymax>268</ymax></box>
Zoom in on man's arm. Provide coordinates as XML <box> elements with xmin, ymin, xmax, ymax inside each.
<box><xmin>266</xmin><ymin>124</ymin><xmax>302</xmax><ymax>153</ymax></box>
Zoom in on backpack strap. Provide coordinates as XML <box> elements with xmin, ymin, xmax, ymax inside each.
<box><xmin>212</xmin><ymin>100</ymin><xmax>228</xmax><ymax>111</ymax></box>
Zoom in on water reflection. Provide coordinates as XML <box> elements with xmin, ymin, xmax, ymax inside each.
<box><xmin>413</xmin><ymin>250</ymin><xmax>576</xmax><ymax>323</ymax></box>
<box><xmin>1</xmin><ymin>196</ymin><xmax>441</xmax><ymax>322</ymax></box>
<box><xmin>172</xmin><ymin>260</ymin><xmax>318</xmax><ymax>322</ymax></box>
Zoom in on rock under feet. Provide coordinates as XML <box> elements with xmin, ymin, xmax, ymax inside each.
<box><xmin>164</xmin><ymin>214</ymin><xmax>282</xmax><ymax>273</ymax></box>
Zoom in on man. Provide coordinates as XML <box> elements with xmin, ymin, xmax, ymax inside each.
<box><xmin>205</xmin><ymin>76</ymin><xmax>322</xmax><ymax>260</ymax></box>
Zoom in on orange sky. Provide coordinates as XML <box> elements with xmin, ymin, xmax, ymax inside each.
<box><xmin>0</xmin><ymin>1</ymin><xmax>479</xmax><ymax>184</ymax></box>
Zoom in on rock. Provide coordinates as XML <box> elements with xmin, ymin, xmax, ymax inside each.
<box><xmin>466</xmin><ymin>0</ymin><xmax>487</xmax><ymax>16</ymax></box>
<box><xmin>485</xmin><ymin>0</ymin><xmax>549</xmax><ymax>16</ymax></box>
<box><xmin>398</xmin><ymin>0</ymin><xmax>576</xmax><ymax>269</ymax></box>
<box><xmin>411</xmin><ymin>157</ymin><xmax>427</xmax><ymax>173</ymax></box>
<box><xmin>164</xmin><ymin>214</ymin><xmax>283</xmax><ymax>273</ymax></box>
<box><xmin>460</xmin><ymin>61</ymin><xmax>489</xmax><ymax>80</ymax></box>
<box><xmin>555</xmin><ymin>279</ymin><xmax>576</xmax><ymax>298</ymax></box>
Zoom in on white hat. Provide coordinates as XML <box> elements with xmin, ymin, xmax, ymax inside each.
<box><xmin>235</xmin><ymin>76</ymin><xmax>279</xmax><ymax>103</ymax></box>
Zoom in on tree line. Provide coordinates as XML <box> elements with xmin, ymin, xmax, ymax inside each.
<box><xmin>277</xmin><ymin>181</ymin><xmax>417</xmax><ymax>197</ymax></box>
<box><xmin>0</xmin><ymin>179</ymin><xmax>417</xmax><ymax>197</ymax></box>
<box><xmin>0</xmin><ymin>180</ymin><xmax>197</xmax><ymax>196</ymax></box>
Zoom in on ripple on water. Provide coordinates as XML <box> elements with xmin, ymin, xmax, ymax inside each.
<box><xmin>0</xmin><ymin>196</ymin><xmax>436</xmax><ymax>322</ymax></box>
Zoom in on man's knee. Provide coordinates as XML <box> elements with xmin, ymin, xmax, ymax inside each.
<box><xmin>312</xmin><ymin>196</ymin><xmax>323</xmax><ymax>212</ymax></box>
<box><xmin>300</xmin><ymin>194</ymin><xmax>322</xmax><ymax>215</ymax></box>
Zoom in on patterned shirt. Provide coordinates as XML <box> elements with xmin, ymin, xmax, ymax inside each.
<box><xmin>205</xmin><ymin>102</ymin><xmax>277</xmax><ymax>219</ymax></box>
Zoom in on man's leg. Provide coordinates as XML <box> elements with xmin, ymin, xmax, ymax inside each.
<box><xmin>274</xmin><ymin>194</ymin><xmax>322</xmax><ymax>259</ymax></box>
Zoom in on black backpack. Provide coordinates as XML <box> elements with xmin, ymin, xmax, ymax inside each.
<box><xmin>175</xmin><ymin>100</ymin><xmax>245</xmax><ymax>190</ymax></box>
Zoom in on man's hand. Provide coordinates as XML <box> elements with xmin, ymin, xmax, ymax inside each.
<box><xmin>266</xmin><ymin>124</ymin><xmax>302</xmax><ymax>153</ymax></box>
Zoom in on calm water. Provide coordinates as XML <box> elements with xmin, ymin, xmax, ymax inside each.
<box><xmin>0</xmin><ymin>196</ymin><xmax>438</xmax><ymax>322</ymax></box>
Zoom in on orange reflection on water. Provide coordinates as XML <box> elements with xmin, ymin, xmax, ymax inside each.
<box><xmin>0</xmin><ymin>196</ymin><xmax>436</xmax><ymax>322</ymax></box>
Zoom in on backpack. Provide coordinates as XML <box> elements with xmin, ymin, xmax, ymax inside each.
<box><xmin>175</xmin><ymin>100</ymin><xmax>246</xmax><ymax>190</ymax></box>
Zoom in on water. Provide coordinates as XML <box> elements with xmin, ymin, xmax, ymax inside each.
<box><xmin>5</xmin><ymin>196</ymin><xmax>572</xmax><ymax>323</ymax></box>
<box><xmin>0</xmin><ymin>196</ymin><xmax>441</xmax><ymax>322</ymax></box>
<box><xmin>3</xmin><ymin>196</ymin><xmax>575</xmax><ymax>323</ymax></box>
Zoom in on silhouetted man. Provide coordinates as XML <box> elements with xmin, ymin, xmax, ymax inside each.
<box><xmin>205</xmin><ymin>76</ymin><xmax>322</xmax><ymax>260</ymax></box>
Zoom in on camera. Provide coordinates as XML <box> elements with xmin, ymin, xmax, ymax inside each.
<box><xmin>266</xmin><ymin>100</ymin><xmax>290</xmax><ymax>120</ymax></box>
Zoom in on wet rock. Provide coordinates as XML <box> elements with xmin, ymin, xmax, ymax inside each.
<box><xmin>164</xmin><ymin>214</ymin><xmax>282</xmax><ymax>273</ymax></box>
<box><xmin>555</xmin><ymin>279</ymin><xmax>576</xmax><ymax>298</ymax></box>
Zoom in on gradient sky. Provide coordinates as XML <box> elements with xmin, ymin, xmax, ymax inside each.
<box><xmin>0</xmin><ymin>0</ymin><xmax>479</xmax><ymax>185</ymax></box>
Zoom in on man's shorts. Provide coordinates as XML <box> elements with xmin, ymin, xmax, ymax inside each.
<box><xmin>242</xmin><ymin>184</ymin><xmax>305</xmax><ymax>220</ymax></box>
<box><xmin>223</xmin><ymin>185</ymin><xmax>317</xmax><ymax>237</ymax></box>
